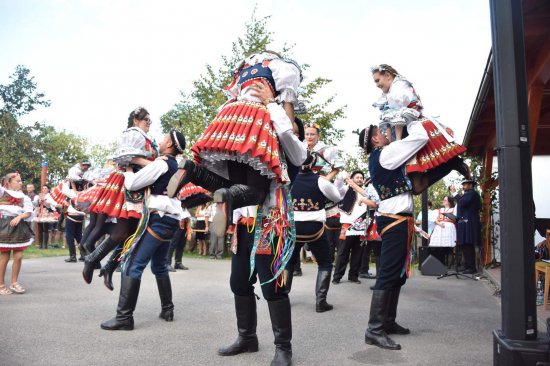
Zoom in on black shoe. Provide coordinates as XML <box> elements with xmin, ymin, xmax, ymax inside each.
<box><xmin>332</xmin><ymin>279</ymin><xmax>340</xmax><ymax>285</ymax></box>
<box><xmin>65</xmin><ymin>256</ymin><xmax>77</xmax><ymax>263</ymax></box>
<box><xmin>461</xmin><ymin>268</ymin><xmax>476</xmax><ymax>274</ymax></box>
<box><xmin>359</xmin><ymin>272</ymin><xmax>376</xmax><ymax>279</ymax></box>
<box><xmin>174</xmin><ymin>263</ymin><xmax>188</xmax><ymax>270</ymax></box>
<box><xmin>348</xmin><ymin>277</ymin><xmax>361</xmax><ymax>284</ymax></box>
<box><xmin>385</xmin><ymin>322</ymin><xmax>410</xmax><ymax>335</ymax></box>
<box><xmin>78</xmin><ymin>257</ymin><xmax>85</xmax><ymax>262</ymax></box>
<box><xmin>168</xmin><ymin>264</ymin><xmax>176</xmax><ymax>272</ymax></box>
<box><xmin>370</xmin><ymin>285</ymin><xmax>375</xmax><ymax>290</ymax></box>
<box><xmin>293</xmin><ymin>268</ymin><xmax>302</xmax><ymax>277</ymax></box>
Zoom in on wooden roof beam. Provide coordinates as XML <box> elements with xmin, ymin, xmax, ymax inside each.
<box><xmin>527</xmin><ymin>35</ymin><xmax>550</xmax><ymax>87</ymax></box>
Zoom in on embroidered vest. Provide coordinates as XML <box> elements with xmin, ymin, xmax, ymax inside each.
<box><xmin>150</xmin><ymin>157</ymin><xmax>178</xmax><ymax>196</ymax></box>
<box><xmin>291</xmin><ymin>171</ymin><xmax>324</xmax><ymax>212</ymax></box>
<box><xmin>369</xmin><ymin>148</ymin><xmax>412</xmax><ymax>201</ymax></box>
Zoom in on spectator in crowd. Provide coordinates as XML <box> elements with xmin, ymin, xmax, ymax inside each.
<box><xmin>206</xmin><ymin>202</ymin><xmax>225</xmax><ymax>259</ymax></box>
<box><xmin>33</xmin><ymin>185</ymin><xmax>59</xmax><ymax>249</ymax></box>
<box><xmin>194</xmin><ymin>204</ymin><xmax>209</xmax><ymax>256</ymax></box>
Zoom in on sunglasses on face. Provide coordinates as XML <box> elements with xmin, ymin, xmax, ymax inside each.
<box><xmin>142</xmin><ymin>117</ymin><xmax>152</xmax><ymax>125</ymax></box>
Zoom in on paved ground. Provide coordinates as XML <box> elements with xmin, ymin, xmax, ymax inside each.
<box><xmin>0</xmin><ymin>256</ymin><xmax>502</xmax><ymax>366</ymax></box>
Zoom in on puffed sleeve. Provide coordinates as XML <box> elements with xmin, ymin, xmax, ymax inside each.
<box><xmin>386</xmin><ymin>78</ymin><xmax>418</xmax><ymax>110</ymax></box>
<box><xmin>23</xmin><ymin>195</ymin><xmax>34</xmax><ymax>221</ymax></box>
<box><xmin>113</xmin><ymin>128</ymin><xmax>147</xmax><ymax>165</ymax></box>
<box><xmin>67</xmin><ymin>164</ymin><xmax>83</xmax><ymax>181</ymax></box>
<box><xmin>269</xmin><ymin>58</ymin><xmax>301</xmax><ymax>104</ymax></box>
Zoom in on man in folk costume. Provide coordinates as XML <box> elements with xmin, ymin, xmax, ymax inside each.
<box><xmin>61</xmin><ymin>160</ymin><xmax>91</xmax><ymax>262</ymax></box>
<box><xmin>332</xmin><ymin>171</ymin><xmax>372</xmax><ymax>284</ymax></box>
<box><xmin>285</xmin><ymin>152</ymin><xmax>346</xmax><ymax>312</ymax></box>
<box><xmin>456</xmin><ymin>179</ymin><xmax>481</xmax><ymax>274</ymax></box>
<box><xmin>215</xmin><ymin>85</ymin><xmax>306</xmax><ymax>366</ymax></box>
<box><xmin>360</xmin><ymin>121</ymin><xmax>467</xmax><ymax>350</ymax></box>
<box><xmin>101</xmin><ymin>131</ymin><xmax>186</xmax><ymax>331</ymax></box>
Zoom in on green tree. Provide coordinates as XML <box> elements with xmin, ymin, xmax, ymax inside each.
<box><xmin>88</xmin><ymin>140</ymin><xmax>117</xmax><ymax>169</ymax></box>
<box><xmin>0</xmin><ymin>66</ymin><xmax>86</xmax><ymax>185</ymax></box>
<box><xmin>35</xmin><ymin>124</ymin><xmax>88</xmax><ymax>183</ymax></box>
<box><xmin>0</xmin><ymin>65</ymin><xmax>50</xmax><ymax>118</ymax></box>
<box><xmin>161</xmin><ymin>11</ymin><xmax>345</xmax><ymax>151</ymax></box>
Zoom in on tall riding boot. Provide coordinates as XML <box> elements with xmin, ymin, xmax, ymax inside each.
<box><xmin>156</xmin><ymin>276</ymin><xmax>174</xmax><ymax>321</ymax></box>
<box><xmin>268</xmin><ymin>298</ymin><xmax>292</xmax><ymax>366</ymax></box>
<box><xmin>101</xmin><ymin>275</ymin><xmax>141</xmax><ymax>330</ymax></box>
<box><xmin>167</xmin><ymin>247</ymin><xmax>176</xmax><ymax>272</ymax></box>
<box><xmin>315</xmin><ymin>270</ymin><xmax>334</xmax><ymax>313</ymax></box>
<box><xmin>82</xmin><ymin>237</ymin><xmax>118</xmax><ymax>284</ymax></box>
<box><xmin>218</xmin><ymin>295</ymin><xmax>259</xmax><ymax>356</ymax></box>
<box><xmin>99</xmin><ymin>248</ymin><xmax>121</xmax><ymax>291</ymax></box>
<box><xmin>212</xmin><ymin>184</ymin><xmax>266</xmax><ymax>237</ymax></box>
<box><xmin>364</xmin><ymin>290</ymin><xmax>401</xmax><ymax>350</ymax></box>
<box><xmin>167</xmin><ymin>159</ymin><xmax>231</xmax><ymax>198</ymax></box>
<box><xmin>385</xmin><ymin>287</ymin><xmax>410</xmax><ymax>334</ymax></box>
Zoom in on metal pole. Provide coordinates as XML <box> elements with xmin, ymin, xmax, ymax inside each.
<box><xmin>490</xmin><ymin>0</ymin><xmax>549</xmax><ymax>364</ymax></box>
<box><xmin>490</xmin><ymin>0</ymin><xmax>536</xmax><ymax>341</ymax></box>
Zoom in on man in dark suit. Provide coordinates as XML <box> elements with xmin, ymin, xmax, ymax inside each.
<box><xmin>456</xmin><ymin>179</ymin><xmax>481</xmax><ymax>274</ymax></box>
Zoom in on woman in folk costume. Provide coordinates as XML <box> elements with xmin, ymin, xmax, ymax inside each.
<box><xmin>370</xmin><ymin>64</ymin><xmax>470</xmax><ymax>192</ymax></box>
<box><xmin>82</xmin><ymin>107</ymin><xmax>159</xmax><ymax>290</ymax></box>
<box><xmin>0</xmin><ymin>173</ymin><xmax>34</xmax><ymax>295</ymax></box>
<box><xmin>167</xmin><ymin>50</ymin><xmax>302</xmax><ymax>237</ymax></box>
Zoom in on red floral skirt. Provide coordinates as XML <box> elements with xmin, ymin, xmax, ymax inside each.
<box><xmin>86</xmin><ymin>171</ymin><xmax>141</xmax><ymax>219</ymax></box>
<box><xmin>406</xmin><ymin>119</ymin><xmax>466</xmax><ymax>173</ymax></box>
<box><xmin>49</xmin><ymin>183</ymin><xmax>69</xmax><ymax>207</ymax></box>
<box><xmin>191</xmin><ymin>100</ymin><xmax>284</xmax><ymax>183</ymax></box>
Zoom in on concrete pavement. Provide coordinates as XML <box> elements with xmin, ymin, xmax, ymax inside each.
<box><xmin>0</xmin><ymin>256</ymin><xmax>501</xmax><ymax>366</ymax></box>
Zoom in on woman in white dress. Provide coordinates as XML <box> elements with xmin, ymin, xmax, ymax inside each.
<box><xmin>429</xmin><ymin>196</ymin><xmax>457</xmax><ymax>266</ymax></box>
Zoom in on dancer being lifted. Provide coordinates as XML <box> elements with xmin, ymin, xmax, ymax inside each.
<box><xmin>370</xmin><ymin>64</ymin><xmax>470</xmax><ymax>193</ymax></box>
<box><xmin>167</xmin><ymin>50</ymin><xmax>303</xmax><ymax>237</ymax></box>
<box><xmin>82</xmin><ymin>107</ymin><xmax>158</xmax><ymax>290</ymax></box>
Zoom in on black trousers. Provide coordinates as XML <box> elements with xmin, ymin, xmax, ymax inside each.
<box><xmin>333</xmin><ymin>235</ymin><xmax>362</xmax><ymax>281</ymax></box>
<box><xmin>374</xmin><ymin>215</ymin><xmax>410</xmax><ymax>290</ymax></box>
<box><xmin>287</xmin><ymin>222</ymin><xmax>333</xmax><ymax>273</ymax></box>
<box><xmin>324</xmin><ymin>226</ymin><xmax>340</xmax><ymax>263</ymax></box>
<box><xmin>360</xmin><ymin>240</ymin><xmax>381</xmax><ymax>274</ymax></box>
<box><xmin>65</xmin><ymin>215</ymin><xmax>84</xmax><ymax>258</ymax></box>
<box><xmin>229</xmin><ymin>224</ymin><xmax>288</xmax><ymax>301</ymax></box>
<box><xmin>37</xmin><ymin>222</ymin><xmax>50</xmax><ymax>247</ymax></box>
<box><xmin>169</xmin><ymin>227</ymin><xmax>187</xmax><ymax>263</ymax></box>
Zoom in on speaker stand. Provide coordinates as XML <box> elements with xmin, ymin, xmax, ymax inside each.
<box><xmin>437</xmin><ymin>245</ymin><xmax>479</xmax><ymax>281</ymax></box>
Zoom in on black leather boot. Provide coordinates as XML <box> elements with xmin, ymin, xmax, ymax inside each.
<box><xmin>315</xmin><ymin>270</ymin><xmax>334</xmax><ymax>313</ymax></box>
<box><xmin>268</xmin><ymin>298</ymin><xmax>292</xmax><ymax>366</ymax></box>
<box><xmin>212</xmin><ymin>184</ymin><xmax>266</xmax><ymax>237</ymax></box>
<box><xmin>99</xmin><ymin>248</ymin><xmax>121</xmax><ymax>291</ymax></box>
<box><xmin>156</xmin><ymin>276</ymin><xmax>174</xmax><ymax>321</ymax></box>
<box><xmin>82</xmin><ymin>237</ymin><xmax>118</xmax><ymax>284</ymax></box>
<box><xmin>101</xmin><ymin>276</ymin><xmax>140</xmax><ymax>331</ymax></box>
<box><xmin>218</xmin><ymin>295</ymin><xmax>259</xmax><ymax>356</ymax></box>
<box><xmin>385</xmin><ymin>287</ymin><xmax>410</xmax><ymax>335</ymax></box>
<box><xmin>365</xmin><ymin>290</ymin><xmax>401</xmax><ymax>350</ymax></box>
<box><xmin>167</xmin><ymin>159</ymin><xmax>231</xmax><ymax>198</ymax></box>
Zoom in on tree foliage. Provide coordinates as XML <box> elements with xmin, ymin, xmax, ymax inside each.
<box><xmin>0</xmin><ymin>66</ymin><xmax>86</xmax><ymax>186</ymax></box>
<box><xmin>0</xmin><ymin>65</ymin><xmax>50</xmax><ymax>118</ymax></box>
<box><xmin>161</xmin><ymin>11</ymin><xmax>345</xmax><ymax>153</ymax></box>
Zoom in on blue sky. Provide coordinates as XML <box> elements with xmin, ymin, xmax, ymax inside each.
<box><xmin>0</xmin><ymin>0</ymin><xmax>492</xmax><ymax>145</ymax></box>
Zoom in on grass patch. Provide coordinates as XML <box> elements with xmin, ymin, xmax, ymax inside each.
<box><xmin>24</xmin><ymin>245</ymin><xmax>69</xmax><ymax>259</ymax></box>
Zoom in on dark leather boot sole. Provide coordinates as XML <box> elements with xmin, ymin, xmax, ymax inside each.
<box><xmin>159</xmin><ymin>310</ymin><xmax>174</xmax><ymax>322</ymax></box>
<box><xmin>316</xmin><ymin>302</ymin><xmax>334</xmax><ymax>313</ymax></box>
<box><xmin>100</xmin><ymin>319</ymin><xmax>134</xmax><ymax>331</ymax></box>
